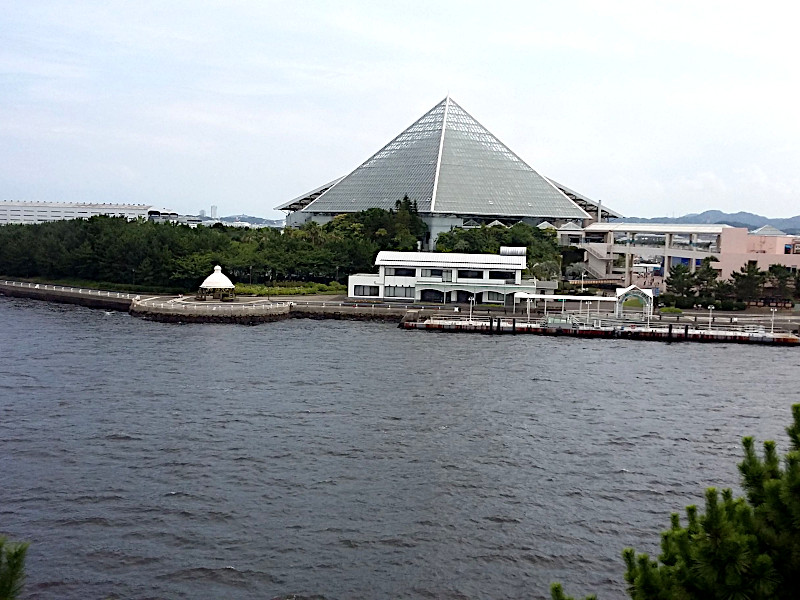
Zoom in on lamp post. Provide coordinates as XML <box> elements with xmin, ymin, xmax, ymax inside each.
<box><xmin>581</xmin><ymin>271</ymin><xmax>586</xmax><ymax>291</ymax></box>
<box><xmin>708</xmin><ymin>305</ymin><xmax>715</xmax><ymax>331</ymax></box>
<box><xmin>770</xmin><ymin>307</ymin><xmax>777</xmax><ymax>334</ymax></box>
<box><xmin>469</xmin><ymin>295</ymin><xmax>475</xmax><ymax>322</ymax></box>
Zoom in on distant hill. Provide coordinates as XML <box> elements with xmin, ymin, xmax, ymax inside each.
<box><xmin>614</xmin><ymin>210</ymin><xmax>800</xmax><ymax>234</ymax></box>
<box><xmin>220</xmin><ymin>215</ymin><xmax>284</xmax><ymax>227</ymax></box>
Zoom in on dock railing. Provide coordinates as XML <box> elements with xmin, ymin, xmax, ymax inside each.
<box><xmin>1</xmin><ymin>280</ymin><xmax>136</xmax><ymax>299</ymax></box>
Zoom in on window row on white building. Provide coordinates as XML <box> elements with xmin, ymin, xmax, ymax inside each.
<box><xmin>348</xmin><ymin>247</ymin><xmax>556</xmax><ymax>304</ymax></box>
<box><xmin>0</xmin><ymin>201</ymin><xmax>159</xmax><ymax>225</ymax></box>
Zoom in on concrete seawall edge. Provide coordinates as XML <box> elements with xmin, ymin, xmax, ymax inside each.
<box><xmin>0</xmin><ymin>282</ymin><xmax>408</xmax><ymax>324</ymax></box>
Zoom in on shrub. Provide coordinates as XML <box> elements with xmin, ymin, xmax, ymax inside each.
<box><xmin>0</xmin><ymin>536</ymin><xmax>28</xmax><ymax>600</ymax></box>
<box><xmin>235</xmin><ymin>281</ymin><xmax>346</xmax><ymax>296</ymax></box>
<box><xmin>659</xmin><ymin>293</ymin><xmax>677</xmax><ymax>307</ymax></box>
<box><xmin>551</xmin><ymin>404</ymin><xmax>800</xmax><ymax>600</ymax></box>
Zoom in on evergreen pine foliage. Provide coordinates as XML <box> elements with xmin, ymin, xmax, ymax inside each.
<box><xmin>0</xmin><ymin>537</ymin><xmax>28</xmax><ymax>600</ymax></box>
<box><xmin>664</xmin><ymin>263</ymin><xmax>694</xmax><ymax>297</ymax></box>
<box><xmin>435</xmin><ymin>222</ymin><xmax>562</xmax><ymax>274</ymax></box>
<box><xmin>553</xmin><ymin>404</ymin><xmax>800</xmax><ymax>600</ymax></box>
<box><xmin>730</xmin><ymin>262</ymin><xmax>768</xmax><ymax>301</ymax></box>
<box><xmin>550</xmin><ymin>582</ymin><xmax>596</xmax><ymax>600</ymax></box>
<box><xmin>0</xmin><ymin>202</ymin><xmax>433</xmax><ymax>289</ymax></box>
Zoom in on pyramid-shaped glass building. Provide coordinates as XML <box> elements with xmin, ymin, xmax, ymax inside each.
<box><xmin>277</xmin><ymin>97</ymin><xmax>618</xmax><ymax>246</ymax></box>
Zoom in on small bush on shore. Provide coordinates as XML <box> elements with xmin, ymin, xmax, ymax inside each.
<box><xmin>235</xmin><ymin>281</ymin><xmax>346</xmax><ymax>296</ymax></box>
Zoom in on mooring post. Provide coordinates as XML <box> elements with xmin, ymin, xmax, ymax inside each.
<box><xmin>512</xmin><ymin>318</ymin><xmax>516</xmax><ymax>334</ymax></box>
<box><xmin>668</xmin><ymin>323</ymin><xmax>673</xmax><ymax>341</ymax></box>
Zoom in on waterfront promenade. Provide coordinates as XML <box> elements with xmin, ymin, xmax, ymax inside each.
<box><xmin>2</xmin><ymin>279</ymin><xmax>799</xmax><ymax>332</ymax></box>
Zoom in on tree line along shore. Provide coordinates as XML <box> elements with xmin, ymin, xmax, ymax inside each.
<box><xmin>0</xmin><ymin>201</ymin><xmax>798</xmax><ymax>309</ymax></box>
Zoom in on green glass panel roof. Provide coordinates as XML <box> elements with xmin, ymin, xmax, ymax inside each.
<box><xmin>298</xmin><ymin>97</ymin><xmax>589</xmax><ymax>220</ymax></box>
<box><xmin>432</xmin><ymin>101</ymin><xmax>587</xmax><ymax>218</ymax></box>
<box><xmin>298</xmin><ymin>101</ymin><xmax>445</xmax><ymax>213</ymax></box>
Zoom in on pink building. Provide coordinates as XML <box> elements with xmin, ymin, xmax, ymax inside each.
<box><xmin>718</xmin><ymin>227</ymin><xmax>800</xmax><ymax>278</ymax></box>
<box><xmin>579</xmin><ymin>223</ymin><xmax>800</xmax><ymax>285</ymax></box>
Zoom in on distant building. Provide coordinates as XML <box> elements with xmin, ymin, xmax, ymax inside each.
<box><xmin>0</xmin><ymin>201</ymin><xmax>159</xmax><ymax>225</ymax></box>
<box><xmin>146</xmin><ymin>209</ymin><xmax>180</xmax><ymax>223</ymax></box>
<box><xmin>210</xmin><ymin>205</ymin><xmax>218</xmax><ymax>219</ymax></box>
<box><xmin>575</xmin><ymin>222</ymin><xmax>800</xmax><ymax>285</ymax></box>
<box><xmin>199</xmin><ymin>209</ymin><xmax>206</xmax><ymax>218</ymax></box>
<box><xmin>348</xmin><ymin>246</ymin><xmax>556</xmax><ymax>304</ymax></box>
<box><xmin>277</xmin><ymin>97</ymin><xmax>620</xmax><ymax>248</ymax></box>
<box><xmin>716</xmin><ymin>227</ymin><xmax>800</xmax><ymax>278</ymax></box>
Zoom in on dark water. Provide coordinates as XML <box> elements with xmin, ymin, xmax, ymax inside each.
<box><xmin>1</xmin><ymin>296</ymin><xmax>798</xmax><ymax>600</ymax></box>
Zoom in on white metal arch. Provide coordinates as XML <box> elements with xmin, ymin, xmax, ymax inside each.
<box><xmin>615</xmin><ymin>286</ymin><xmax>654</xmax><ymax>318</ymax></box>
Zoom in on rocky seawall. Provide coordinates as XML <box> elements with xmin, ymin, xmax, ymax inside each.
<box><xmin>129</xmin><ymin>301</ymin><xmax>292</xmax><ymax>324</ymax></box>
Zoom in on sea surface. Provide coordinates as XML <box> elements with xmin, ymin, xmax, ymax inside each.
<box><xmin>1</xmin><ymin>296</ymin><xmax>798</xmax><ymax>600</ymax></box>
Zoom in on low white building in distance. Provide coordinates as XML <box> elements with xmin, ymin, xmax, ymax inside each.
<box><xmin>0</xmin><ymin>201</ymin><xmax>168</xmax><ymax>225</ymax></box>
<box><xmin>348</xmin><ymin>246</ymin><xmax>556</xmax><ymax>304</ymax></box>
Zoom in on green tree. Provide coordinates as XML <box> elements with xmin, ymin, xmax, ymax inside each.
<box><xmin>665</xmin><ymin>264</ymin><xmax>695</xmax><ymax>298</ymax></box>
<box><xmin>768</xmin><ymin>264</ymin><xmax>792</xmax><ymax>299</ymax></box>
<box><xmin>693</xmin><ymin>257</ymin><xmax>720</xmax><ymax>300</ymax></box>
<box><xmin>0</xmin><ymin>537</ymin><xmax>28</xmax><ymax>600</ymax></box>
<box><xmin>731</xmin><ymin>262</ymin><xmax>767</xmax><ymax>302</ymax></box>
<box><xmin>550</xmin><ymin>583</ymin><xmax>596</xmax><ymax>600</ymax></box>
<box><xmin>714</xmin><ymin>279</ymin><xmax>735</xmax><ymax>301</ymax></box>
<box><xmin>552</xmin><ymin>404</ymin><xmax>800</xmax><ymax>600</ymax></box>
<box><xmin>560</xmin><ymin>246</ymin><xmax>585</xmax><ymax>276</ymax></box>
<box><xmin>435</xmin><ymin>222</ymin><xmax>561</xmax><ymax>269</ymax></box>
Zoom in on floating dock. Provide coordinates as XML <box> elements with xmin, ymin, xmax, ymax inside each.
<box><xmin>401</xmin><ymin>314</ymin><xmax>800</xmax><ymax>345</ymax></box>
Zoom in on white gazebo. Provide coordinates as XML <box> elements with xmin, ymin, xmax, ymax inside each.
<box><xmin>196</xmin><ymin>265</ymin><xmax>235</xmax><ymax>301</ymax></box>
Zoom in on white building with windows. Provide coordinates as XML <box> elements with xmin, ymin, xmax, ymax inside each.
<box><xmin>349</xmin><ymin>246</ymin><xmax>555</xmax><ymax>304</ymax></box>
<box><xmin>0</xmin><ymin>201</ymin><xmax>159</xmax><ymax>225</ymax></box>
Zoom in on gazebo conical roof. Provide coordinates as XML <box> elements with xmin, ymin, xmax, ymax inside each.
<box><xmin>200</xmin><ymin>265</ymin><xmax>234</xmax><ymax>289</ymax></box>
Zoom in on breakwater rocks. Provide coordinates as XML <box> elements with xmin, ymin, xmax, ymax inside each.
<box><xmin>129</xmin><ymin>298</ymin><xmax>410</xmax><ymax>324</ymax></box>
<box><xmin>290</xmin><ymin>304</ymin><xmax>407</xmax><ymax>323</ymax></box>
<box><xmin>129</xmin><ymin>306</ymin><xmax>291</xmax><ymax>324</ymax></box>
<box><xmin>129</xmin><ymin>299</ymin><xmax>291</xmax><ymax>324</ymax></box>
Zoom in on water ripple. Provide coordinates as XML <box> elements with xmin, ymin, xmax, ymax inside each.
<box><xmin>1</xmin><ymin>296</ymin><xmax>798</xmax><ymax>599</ymax></box>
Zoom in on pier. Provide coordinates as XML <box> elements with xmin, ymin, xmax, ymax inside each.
<box><xmin>401</xmin><ymin>313</ymin><xmax>800</xmax><ymax>345</ymax></box>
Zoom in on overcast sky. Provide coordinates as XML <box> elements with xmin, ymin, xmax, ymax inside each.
<box><xmin>3</xmin><ymin>1</ymin><xmax>799</xmax><ymax>219</ymax></box>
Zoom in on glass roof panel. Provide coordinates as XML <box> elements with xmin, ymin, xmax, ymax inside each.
<box><xmin>433</xmin><ymin>101</ymin><xmax>588</xmax><ymax>219</ymax></box>
<box><xmin>301</xmin><ymin>100</ymin><xmax>445</xmax><ymax>213</ymax></box>
<box><xmin>301</xmin><ymin>97</ymin><xmax>588</xmax><ymax>220</ymax></box>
